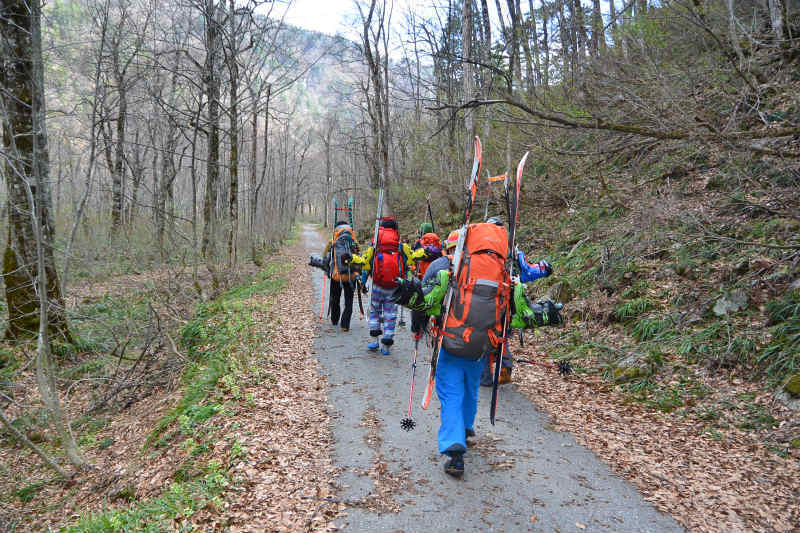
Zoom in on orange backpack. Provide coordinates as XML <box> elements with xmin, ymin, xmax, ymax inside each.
<box><xmin>441</xmin><ymin>223</ymin><xmax>511</xmax><ymax>359</ymax></box>
<box><xmin>330</xmin><ymin>226</ymin><xmax>357</xmax><ymax>282</ymax></box>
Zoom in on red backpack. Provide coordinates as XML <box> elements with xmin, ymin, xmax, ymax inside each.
<box><xmin>372</xmin><ymin>226</ymin><xmax>404</xmax><ymax>288</ymax></box>
<box><xmin>441</xmin><ymin>222</ymin><xmax>511</xmax><ymax>358</ymax></box>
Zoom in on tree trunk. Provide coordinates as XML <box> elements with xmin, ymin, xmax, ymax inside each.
<box><xmin>202</xmin><ymin>0</ymin><xmax>220</xmax><ymax>259</ymax></box>
<box><xmin>767</xmin><ymin>0</ymin><xmax>784</xmax><ymax>41</ymax></box>
<box><xmin>2</xmin><ymin>0</ymin><xmax>85</xmax><ymax>468</ymax></box>
<box><xmin>479</xmin><ymin>0</ymin><xmax>493</xmax><ymax>140</ymax></box>
<box><xmin>227</xmin><ymin>0</ymin><xmax>239</xmax><ymax>267</ymax></box>
<box><xmin>592</xmin><ymin>0</ymin><xmax>603</xmax><ymax>56</ymax></box>
<box><xmin>110</xmin><ymin>66</ymin><xmax>126</xmax><ymax>233</ymax></box>
<box><xmin>609</xmin><ymin>0</ymin><xmax>618</xmax><ymax>45</ymax></box>
<box><xmin>249</xmin><ymin>85</ymin><xmax>259</xmax><ymax>259</ymax></box>
<box><xmin>1</xmin><ymin>0</ymin><xmax>71</xmax><ymax>343</ymax></box>
<box><xmin>542</xmin><ymin>3</ymin><xmax>550</xmax><ymax>87</ymax></box>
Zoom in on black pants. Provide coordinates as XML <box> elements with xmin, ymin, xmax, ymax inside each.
<box><xmin>330</xmin><ymin>279</ymin><xmax>355</xmax><ymax>329</ymax></box>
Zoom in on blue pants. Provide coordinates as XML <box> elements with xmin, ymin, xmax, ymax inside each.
<box><xmin>435</xmin><ymin>348</ymin><xmax>484</xmax><ymax>455</ymax></box>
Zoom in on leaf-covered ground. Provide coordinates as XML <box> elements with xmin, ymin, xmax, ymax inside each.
<box><xmin>513</xmin><ymin>342</ymin><xmax>800</xmax><ymax>533</ymax></box>
<box><xmin>1</xmin><ymin>238</ymin><xmax>341</xmax><ymax>532</ymax></box>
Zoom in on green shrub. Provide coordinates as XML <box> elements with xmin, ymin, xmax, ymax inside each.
<box><xmin>64</xmin><ymin>462</ymin><xmax>228</xmax><ymax>533</ymax></box>
<box><xmin>632</xmin><ymin>318</ymin><xmax>673</xmax><ymax>342</ymax></box>
<box><xmin>759</xmin><ymin>291</ymin><xmax>800</xmax><ymax>381</ymax></box>
<box><xmin>615</xmin><ymin>297</ymin><xmax>657</xmax><ymax>321</ymax></box>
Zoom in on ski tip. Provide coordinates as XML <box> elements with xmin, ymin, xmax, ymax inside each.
<box><xmin>517</xmin><ymin>151</ymin><xmax>530</xmax><ymax>175</ymax></box>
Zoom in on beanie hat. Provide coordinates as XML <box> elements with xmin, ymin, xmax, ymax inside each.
<box><xmin>334</xmin><ymin>220</ymin><xmax>348</xmax><ymax>228</ymax></box>
<box><xmin>379</xmin><ymin>217</ymin><xmax>398</xmax><ymax>230</ymax></box>
<box><xmin>419</xmin><ymin>222</ymin><xmax>433</xmax><ymax>235</ymax></box>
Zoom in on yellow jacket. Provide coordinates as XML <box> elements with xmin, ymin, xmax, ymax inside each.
<box><xmin>350</xmin><ymin>242</ymin><xmax>417</xmax><ymax>272</ymax></box>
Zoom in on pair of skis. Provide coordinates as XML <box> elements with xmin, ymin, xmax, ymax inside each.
<box><xmin>489</xmin><ymin>152</ymin><xmax>529</xmax><ymax>425</ymax></box>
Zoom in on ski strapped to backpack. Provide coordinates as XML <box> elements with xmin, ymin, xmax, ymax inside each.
<box><xmin>421</xmin><ymin>135</ymin><xmax>482</xmax><ymax>410</ymax></box>
<box><xmin>368</xmin><ymin>188</ymin><xmax>385</xmax><ymax>305</ymax></box>
<box><xmin>426</xmin><ymin>194</ymin><xmax>436</xmax><ymax>234</ymax></box>
<box><xmin>489</xmin><ymin>151</ymin><xmax>529</xmax><ymax>425</ymax></box>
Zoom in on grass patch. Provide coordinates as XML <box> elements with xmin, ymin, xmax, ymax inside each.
<box><xmin>63</xmin><ymin>461</ymin><xmax>228</xmax><ymax>533</ymax></box>
<box><xmin>13</xmin><ymin>482</ymin><xmax>43</xmax><ymax>504</ymax></box>
<box><xmin>615</xmin><ymin>297</ymin><xmax>657</xmax><ymax>321</ymax></box>
<box><xmin>145</xmin><ymin>263</ymin><xmax>284</xmax><ymax>450</ymax></box>
<box><xmin>632</xmin><ymin>318</ymin><xmax>673</xmax><ymax>342</ymax></box>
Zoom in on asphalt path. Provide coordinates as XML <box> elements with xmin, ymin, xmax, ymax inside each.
<box><xmin>305</xmin><ymin>225</ymin><xmax>684</xmax><ymax>533</ymax></box>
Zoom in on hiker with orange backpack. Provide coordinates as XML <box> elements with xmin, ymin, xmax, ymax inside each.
<box><xmin>319</xmin><ymin>221</ymin><xmax>361</xmax><ymax>332</ymax></box>
<box><xmin>392</xmin><ymin>220</ymin><xmax>562</xmax><ymax>477</ymax></box>
<box><xmin>350</xmin><ymin>218</ymin><xmax>415</xmax><ymax>355</ymax></box>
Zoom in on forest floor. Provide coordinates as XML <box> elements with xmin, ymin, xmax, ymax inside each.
<box><xmin>1</xmin><ymin>236</ymin><xmax>341</xmax><ymax>532</ymax></box>
<box><xmin>1</xmin><ymin>224</ymin><xmax>798</xmax><ymax>532</ymax></box>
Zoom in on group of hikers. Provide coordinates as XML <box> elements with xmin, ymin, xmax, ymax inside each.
<box><xmin>311</xmin><ymin>214</ymin><xmax>562</xmax><ymax>478</ymax></box>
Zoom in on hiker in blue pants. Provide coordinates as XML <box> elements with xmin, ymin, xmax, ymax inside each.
<box><xmin>392</xmin><ymin>223</ymin><xmax>561</xmax><ymax>478</ymax></box>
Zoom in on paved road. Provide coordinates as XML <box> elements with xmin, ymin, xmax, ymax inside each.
<box><xmin>304</xmin><ymin>226</ymin><xmax>684</xmax><ymax>533</ymax></box>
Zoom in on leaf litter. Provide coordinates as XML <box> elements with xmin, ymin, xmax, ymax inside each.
<box><xmin>513</xmin><ymin>341</ymin><xmax>800</xmax><ymax>533</ymax></box>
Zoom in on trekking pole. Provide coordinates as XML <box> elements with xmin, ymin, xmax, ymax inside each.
<box><xmin>320</xmin><ymin>276</ymin><xmax>327</xmax><ymax>321</ymax></box>
<box><xmin>512</xmin><ymin>357</ymin><xmax>573</xmax><ymax>376</ymax></box>
<box><xmin>401</xmin><ymin>335</ymin><xmax>421</xmax><ymax>431</ymax></box>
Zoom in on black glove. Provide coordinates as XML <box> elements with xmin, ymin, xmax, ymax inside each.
<box><xmin>309</xmin><ymin>255</ymin><xmax>329</xmax><ymax>273</ymax></box>
<box><xmin>341</xmin><ymin>252</ymin><xmax>352</xmax><ymax>264</ymax></box>
<box><xmin>391</xmin><ymin>277</ymin><xmax>426</xmax><ymax>311</ymax></box>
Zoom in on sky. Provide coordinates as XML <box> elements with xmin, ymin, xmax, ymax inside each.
<box><xmin>280</xmin><ymin>0</ymin><xmax>455</xmax><ymax>39</ymax></box>
<box><xmin>279</xmin><ymin>0</ymin><xmax>621</xmax><ymax>38</ymax></box>
<box><xmin>281</xmin><ymin>0</ymin><xmax>358</xmax><ymax>37</ymax></box>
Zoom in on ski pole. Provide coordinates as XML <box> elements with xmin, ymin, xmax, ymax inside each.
<box><xmin>320</xmin><ymin>276</ymin><xmax>327</xmax><ymax>321</ymax></box>
<box><xmin>401</xmin><ymin>335</ymin><xmax>421</xmax><ymax>431</ymax></box>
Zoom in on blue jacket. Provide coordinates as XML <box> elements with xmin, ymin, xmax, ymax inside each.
<box><xmin>518</xmin><ymin>251</ymin><xmax>548</xmax><ymax>283</ymax></box>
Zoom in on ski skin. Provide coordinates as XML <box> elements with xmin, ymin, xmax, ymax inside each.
<box><xmin>489</xmin><ymin>151</ymin><xmax>529</xmax><ymax>425</ymax></box>
<box><xmin>421</xmin><ymin>136</ymin><xmax>482</xmax><ymax>410</ymax></box>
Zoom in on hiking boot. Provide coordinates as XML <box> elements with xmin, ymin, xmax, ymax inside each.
<box><xmin>367</xmin><ymin>341</ymin><xmax>379</xmax><ymax>351</ymax></box>
<box><xmin>380</xmin><ymin>345</ymin><xmax>391</xmax><ymax>356</ymax></box>
<box><xmin>499</xmin><ymin>367</ymin><xmax>512</xmax><ymax>384</ymax></box>
<box><xmin>341</xmin><ymin>328</ymin><xmax>349</xmax><ymax>332</ymax></box>
<box><xmin>444</xmin><ymin>452</ymin><xmax>464</xmax><ymax>478</ymax></box>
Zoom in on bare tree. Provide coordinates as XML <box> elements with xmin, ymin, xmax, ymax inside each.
<box><xmin>1</xmin><ymin>0</ymin><xmax>71</xmax><ymax>342</ymax></box>
<box><xmin>1</xmin><ymin>0</ymin><xmax>85</xmax><ymax>468</ymax></box>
